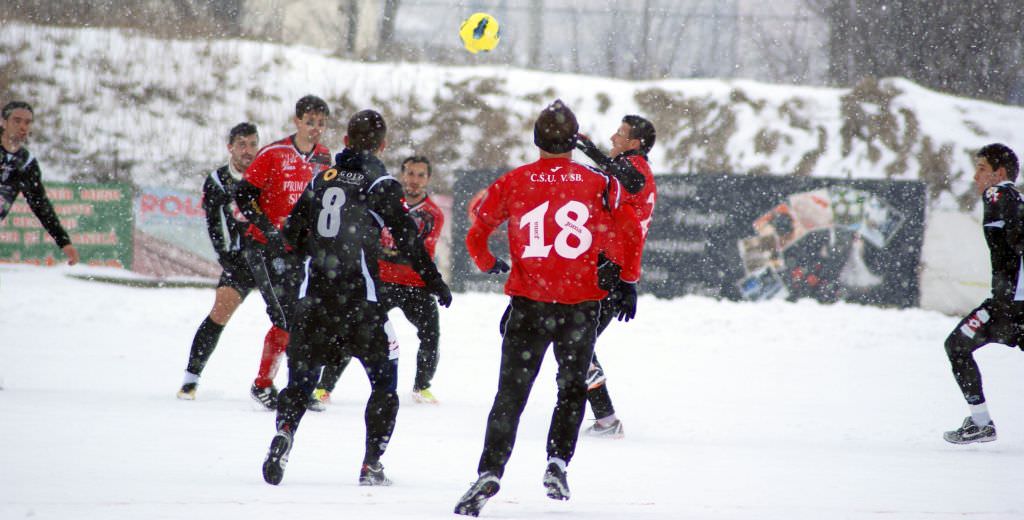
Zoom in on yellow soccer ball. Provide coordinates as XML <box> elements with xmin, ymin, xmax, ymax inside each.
<box><xmin>459</xmin><ymin>12</ymin><xmax>500</xmax><ymax>54</ymax></box>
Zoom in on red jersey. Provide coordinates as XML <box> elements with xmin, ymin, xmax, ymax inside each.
<box><xmin>243</xmin><ymin>135</ymin><xmax>331</xmax><ymax>243</ymax></box>
<box><xmin>379</xmin><ymin>195</ymin><xmax>445</xmax><ymax>287</ymax></box>
<box><xmin>619</xmin><ymin>152</ymin><xmax>656</xmax><ymax>276</ymax></box>
<box><xmin>466</xmin><ymin>157</ymin><xmax>636</xmax><ymax>304</ymax></box>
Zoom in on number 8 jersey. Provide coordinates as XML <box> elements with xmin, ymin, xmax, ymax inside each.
<box><xmin>283</xmin><ymin>148</ymin><xmax>443</xmax><ymax>303</ymax></box>
<box><xmin>467</xmin><ymin>157</ymin><xmax>639</xmax><ymax>304</ymax></box>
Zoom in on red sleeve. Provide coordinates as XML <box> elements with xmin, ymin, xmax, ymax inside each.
<box><xmin>600</xmin><ymin>177</ymin><xmax>642</xmax><ymax>282</ymax></box>
<box><xmin>244</xmin><ymin>148</ymin><xmax>276</xmax><ymax>190</ymax></box>
<box><xmin>424</xmin><ymin>200</ymin><xmax>444</xmax><ymax>259</ymax></box>
<box><xmin>465</xmin><ymin>180</ymin><xmax>507</xmax><ymax>272</ymax></box>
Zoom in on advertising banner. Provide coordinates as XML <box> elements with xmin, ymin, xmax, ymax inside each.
<box><xmin>0</xmin><ymin>182</ymin><xmax>133</xmax><ymax>267</ymax></box>
<box><xmin>135</xmin><ymin>186</ymin><xmax>216</xmax><ymax>262</ymax></box>
<box><xmin>451</xmin><ymin>171</ymin><xmax>926</xmax><ymax>308</ymax></box>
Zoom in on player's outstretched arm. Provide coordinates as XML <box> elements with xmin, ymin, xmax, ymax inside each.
<box><xmin>575</xmin><ymin>133</ymin><xmax>645</xmax><ymax>194</ymax></box>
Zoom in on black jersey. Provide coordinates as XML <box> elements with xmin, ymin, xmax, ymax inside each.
<box><xmin>202</xmin><ymin>165</ymin><xmax>247</xmax><ymax>262</ymax></box>
<box><xmin>0</xmin><ymin>145</ymin><xmax>70</xmax><ymax>248</ymax></box>
<box><xmin>981</xmin><ymin>181</ymin><xmax>1024</xmax><ymax>307</ymax></box>
<box><xmin>283</xmin><ymin>148</ymin><xmax>442</xmax><ymax>304</ymax></box>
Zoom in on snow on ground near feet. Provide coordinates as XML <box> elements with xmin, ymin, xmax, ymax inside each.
<box><xmin>1</xmin><ymin>264</ymin><xmax>1022</xmax><ymax>519</ymax></box>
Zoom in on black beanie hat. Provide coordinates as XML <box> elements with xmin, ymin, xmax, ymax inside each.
<box><xmin>533</xmin><ymin>99</ymin><xmax>578</xmax><ymax>154</ymax></box>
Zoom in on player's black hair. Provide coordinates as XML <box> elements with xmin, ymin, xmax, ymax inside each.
<box><xmin>977</xmin><ymin>143</ymin><xmax>1019</xmax><ymax>182</ymax></box>
<box><xmin>622</xmin><ymin>114</ymin><xmax>656</xmax><ymax>155</ymax></box>
<box><xmin>402</xmin><ymin>155</ymin><xmax>432</xmax><ymax>176</ymax></box>
<box><xmin>534</xmin><ymin>99</ymin><xmax>578</xmax><ymax>154</ymax></box>
<box><xmin>347</xmin><ymin>109</ymin><xmax>387</xmax><ymax>152</ymax></box>
<box><xmin>295</xmin><ymin>95</ymin><xmax>330</xmax><ymax>119</ymax></box>
<box><xmin>227</xmin><ymin>122</ymin><xmax>258</xmax><ymax>145</ymax></box>
<box><xmin>2</xmin><ymin>101</ymin><xmax>33</xmax><ymax>120</ymax></box>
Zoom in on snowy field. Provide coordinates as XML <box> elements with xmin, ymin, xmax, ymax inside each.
<box><xmin>1</xmin><ymin>264</ymin><xmax>1023</xmax><ymax>519</ymax></box>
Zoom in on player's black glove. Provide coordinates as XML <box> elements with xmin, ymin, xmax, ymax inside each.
<box><xmin>615</xmin><ymin>281</ymin><xmax>637</xmax><ymax>322</ymax></box>
<box><xmin>487</xmin><ymin>258</ymin><xmax>511</xmax><ymax>274</ymax></box>
<box><xmin>597</xmin><ymin>258</ymin><xmax>622</xmax><ymax>291</ymax></box>
<box><xmin>262</xmin><ymin>229</ymin><xmax>291</xmax><ymax>274</ymax></box>
<box><xmin>426</xmin><ymin>277</ymin><xmax>453</xmax><ymax>308</ymax></box>
<box><xmin>575</xmin><ymin>133</ymin><xmax>611</xmax><ymax>168</ymax></box>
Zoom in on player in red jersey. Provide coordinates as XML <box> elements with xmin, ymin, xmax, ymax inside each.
<box><xmin>235</xmin><ymin>95</ymin><xmax>332</xmax><ymax>411</ymax></box>
<box><xmin>574</xmin><ymin>115</ymin><xmax>658</xmax><ymax>438</ymax></box>
<box><xmin>454</xmin><ymin>100</ymin><xmax>639</xmax><ymax>517</ymax></box>
<box><xmin>312</xmin><ymin>155</ymin><xmax>447</xmax><ymax>404</ymax></box>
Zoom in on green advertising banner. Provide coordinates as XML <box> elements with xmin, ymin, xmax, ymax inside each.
<box><xmin>0</xmin><ymin>182</ymin><xmax>133</xmax><ymax>267</ymax></box>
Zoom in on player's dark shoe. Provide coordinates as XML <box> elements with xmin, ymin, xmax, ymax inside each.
<box><xmin>454</xmin><ymin>472</ymin><xmax>500</xmax><ymax>517</ymax></box>
<box><xmin>262</xmin><ymin>430</ymin><xmax>293</xmax><ymax>485</ymax></box>
<box><xmin>176</xmin><ymin>382</ymin><xmax>197</xmax><ymax>400</ymax></box>
<box><xmin>583</xmin><ymin>418</ymin><xmax>624</xmax><ymax>439</ymax></box>
<box><xmin>943</xmin><ymin>416</ymin><xmax>997</xmax><ymax>444</ymax></box>
<box><xmin>250</xmin><ymin>383</ymin><xmax>278</xmax><ymax>410</ymax></box>
<box><xmin>543</xmin><ymin>462</ymin><xmax>570</xmax><ymax>501</ymax></box>
<box><xmin>358</xmin><ymin>462</ymin><xmax>393</xmax><ymax>486</ymax></box>
<box><xmin>306</xmin><ymin>395</ymin><xmax>326</xmax><ymax>412</ymax></box>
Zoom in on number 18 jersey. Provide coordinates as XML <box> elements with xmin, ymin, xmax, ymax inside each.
<box><xmin>467</xmin><ymin>157</ymin><xmax>633</xmax><ymax>304</ymax></box>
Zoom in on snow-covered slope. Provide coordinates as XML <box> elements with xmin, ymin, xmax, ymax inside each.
<box><xmin>2</xmin><ymin>264</ymin><xmax>1023</xmax><ymax>519</ymax></box>
<box><xmin>2</xmin><ymin>23</ymin><xmax>1023</xmax><ymax>208</ymax></box>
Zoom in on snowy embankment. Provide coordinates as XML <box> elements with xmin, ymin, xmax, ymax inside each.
<box><xmin>1</xmin><ymin>264</ymin><xmax>1022</xmax><ymax>519</ymax></box>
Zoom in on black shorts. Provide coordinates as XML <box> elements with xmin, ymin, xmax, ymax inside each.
<box><xmin>217</xmin><ymin>253</ymin><xmax>256</xmax><ymax>296</ymax></box>
<box><xmin>289</xmin><ymin>295</ymin><xmax>395</xmax><ymax>368</ymax></box>
<box><xmin>952</xmin><ymin>300</ymin><xmax>1024</xmax><ymax>349</ymax></box>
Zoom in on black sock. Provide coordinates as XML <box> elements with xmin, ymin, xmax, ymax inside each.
<box><xmin>186</xmin><ymin>317</ymin><xmax>225</xmax><ymax>376</ymax></box>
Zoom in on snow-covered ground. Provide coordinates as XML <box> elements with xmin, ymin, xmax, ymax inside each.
<box><xmin>2</xmin><ymin>264</ymin><xmax>1023</xmax><ymax>519</ymax></box>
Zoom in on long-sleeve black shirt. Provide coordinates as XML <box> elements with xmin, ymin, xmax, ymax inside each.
<box><xmin>0</xmin><ymin>145</ymin><xmax>71</xmax><ymax>248</ymax></box>
<box><xmin>982</xmin><ymin>181</ymin><xmax>1024</xmax><ymax>308</ymax></box>
<box><xmin>283</xmin><ymin>148</ymin><xmax>442</xmax><ymax>304</ymax></box>
<box><xmin>202</xmin><ymin>164</ymin><xmax>247</xmax><ymax>265</ymax></box>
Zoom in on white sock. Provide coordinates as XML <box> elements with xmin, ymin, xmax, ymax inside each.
<box><xmin>547</xmin><ymin>457</ymin><xmax>567</xmax><ymax>472</ymax></box>
<box><xmin>969</xmin><ymin>403</ymin><xmax>992</xmax><ymax>426</ymax></box>
<box><xmin>596</xmin><ymin>414</ymin><xmax>618</xmax><ymax>427</ymax></box>
<box><xmin>182</xmin><ymin>371</ymin><xmax>200</xmax><ymax>386</ymax></box>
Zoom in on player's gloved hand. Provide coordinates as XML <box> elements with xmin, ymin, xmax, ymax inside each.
<box><xmin>597</xmin><ymin>259</ymin><xmax>622</xmax><ymax>291</ymax></box>
<box><xmin>574</xmin><ymin>132</ymin><xmax>611</xmax><ymax>167</ymax></box>
<box><xmin>616</xmin><ymin>281</ymin><xmax>637</xmax><ymax>322</ymax></box>
<box><xmin>426</xmin><ymin>277</ymin><xmax>453</xmax><ymax>308</ymax></box>
<box><xmin>487</xmin><ymin>258</ymin><xmax>510</xmax><ymax>274</ymax></box>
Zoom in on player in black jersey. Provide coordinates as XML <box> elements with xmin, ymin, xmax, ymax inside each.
<box><xmin>0</xmin><ymin>101</ymin><xmax>79</xmax><ymax>265</ymax></box>
<box><xmin>177</xmin><ymin>123</ymin><xmax>260</xmax><ymax>400</ymax></box>
<box><xmin>943</xmin><ymin>143</ymin><xmax>1023</xmax><ymax>444</ymax></box>
<box><xmin>261</xmin><ymin>109</ymin><xmax>451</xmax><ymax>487</ymax></box>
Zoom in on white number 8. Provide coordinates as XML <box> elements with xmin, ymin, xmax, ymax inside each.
<box><xmin>316</xmin><ymin>187</ymin><xmax>346</xmax><ymax>237</ymax></box>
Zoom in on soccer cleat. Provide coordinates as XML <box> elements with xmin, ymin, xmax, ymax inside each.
<box><xmin>262</xmin><ymin>430</ymin><xmax>293</xmax><ymax>485</ymax></box>
<box><xmin>312</xmin><ymin>387</ymin><xmax>331</xmax><ymax>404</ymax></box>
<box><xmin>306</xmin><ymin>395</ymin><xmax>326</xmax><ymax>413</ymax></box>
<box><xmin>411</xmin><ymin>387</ymin><xmax>439</xmax><ymax>404</ymax></box>
<box><xmin>583</xmin><ymin>418</ymin><xmax>624</xmax><ymax>439</ymax></box>
<box><xmin>358</xmin><ymin>462</ymin><xmax>393</xmax><ymax>486</ymax></box>
<box><xmin>176</xmin><ymin>382</ymin><xmax>197</xmax><ymax>400</ymax></box>
<box><xmin>943</xmin><ymin>416</ymin><xmax>997</xmax><ymax>444</ymax></box>
<box><xmin>585</xmin><ymin>363</ymin><xmax>606</xmax><ymax>390</ymax></box>
<box><xmin>454</xmin><ymin>472</ymin><xmax>501</xmax><ymax>517</ymax></box>
<box><xmin>250</xmin><ymin>383</ymin><xmax>278</xmax><ymax>410</ymax></box>
<box><xmin>543</xmin><ymin>462</ymin><xmax>570</xmax><ymax>501</ymax></box>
